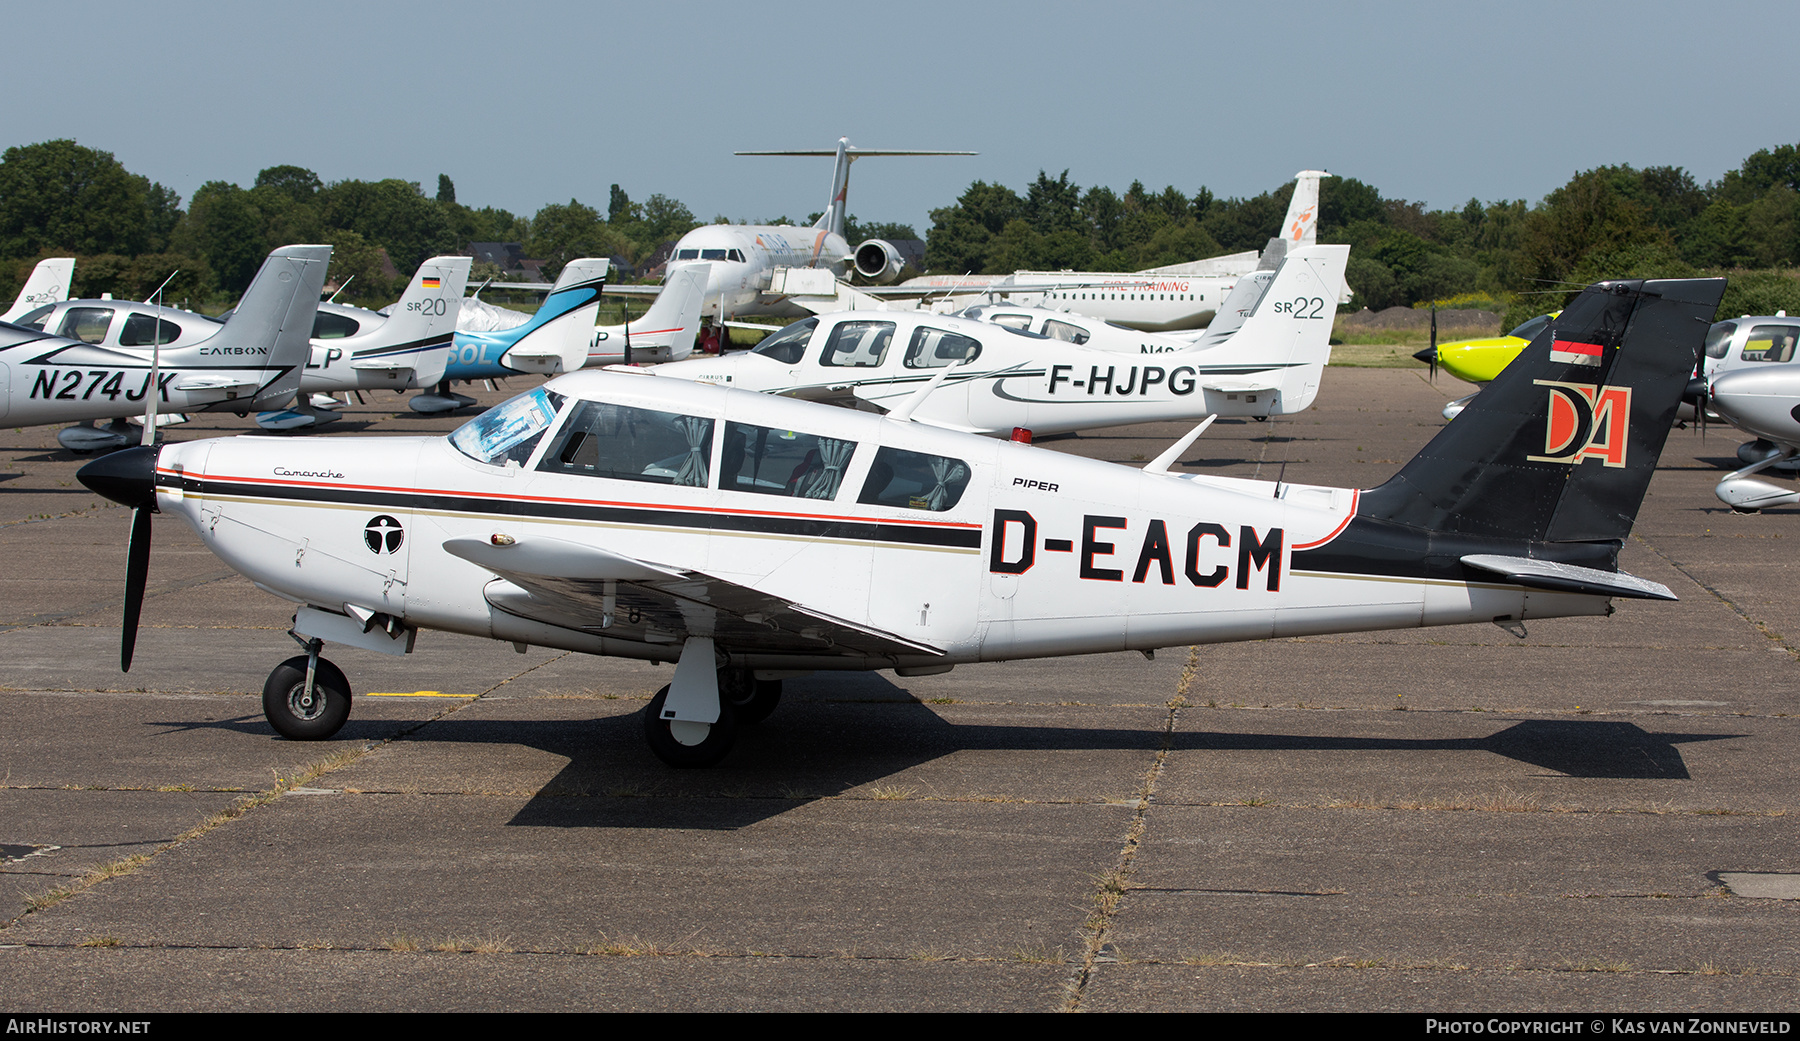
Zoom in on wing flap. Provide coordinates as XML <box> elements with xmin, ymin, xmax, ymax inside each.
<box><xmin>453</xmin><ymin>534</ymin><xmax>942</xmax><ymax>659</ymax></box>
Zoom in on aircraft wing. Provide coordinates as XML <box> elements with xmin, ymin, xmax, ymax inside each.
<box><xmin>444</xmin><ymin>534</ymin><xmax>943</xmax><ymax>659</ymax></box>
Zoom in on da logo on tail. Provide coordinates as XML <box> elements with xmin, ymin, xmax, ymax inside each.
<box><xmin>1528</xmin><ymin>380</ymin><xmax>1630</xmax><ymax>467</ymax></box>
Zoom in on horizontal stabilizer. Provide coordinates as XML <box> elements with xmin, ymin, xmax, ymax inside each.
<box><xmin>1460</xmin><ymin>554</ymin><xmax>1676</xmax><ymax>601</ymax></box>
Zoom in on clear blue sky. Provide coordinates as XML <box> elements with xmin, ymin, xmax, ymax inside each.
<box><xmin>6</xmin><ymin>0</ymin><xmax>1794</xmax><ymax>235</ymax></box>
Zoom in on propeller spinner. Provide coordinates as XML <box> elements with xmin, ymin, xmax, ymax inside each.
<box><xmin>77</xmin><ymin>446</ymin><xmax>160</xmax><ymax>671</ymax></box>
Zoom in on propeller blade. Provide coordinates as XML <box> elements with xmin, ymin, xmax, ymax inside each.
<box><xmin>121</xmin><ymin>506</ymin><xmax>151</xmax><ymax>672</ymax></box>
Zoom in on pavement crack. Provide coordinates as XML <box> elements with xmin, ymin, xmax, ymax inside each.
<box><xmin>1060</xmin><ymin>645</ymin><xmax>1195</xmax><ymax>1011</ymax></box>
<box><xmin>1633</xmin><ymin>533</ymin><xmax>1800</xmax><ymax>660</ymax></box>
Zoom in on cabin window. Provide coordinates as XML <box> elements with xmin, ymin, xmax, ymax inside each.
<box><xmin>1704</xmin><ymin>322</ymin><xmax>1736</xmax><ymax>360</ymax></box>
<box><xmin>858</xmin><ymin>446</ymin><xmax>971</xmax><ymax>512</ymax></box>
<box><xmin>57</xmin><ymin>306</ymin><xmax>114</xmax><ymax>344</ymax></box>
<box><xmin>721</xmin><ymin>422</ymin><xmax>858</xmax><ymax>500</ymax></box>
<box><xmin>538</xmin><ymin>400</ymin><xmax>714</xmax><ymax>487</ymax></box>
<box><xmin>449</xmin><ymin>387</ymin><xmax>565</xmax><ymax>468</ymax></box>
<box><xmin>118</xmin><ymin>313</ymin><xmax>182</xmax><ymax>347</ymax></box>
<box><xmin>13</xmin><ymin>304</ymin><xmax>54</xmax><ymax>329</ymax></box>
<box><xmin>1508</xmin><ymin>314</ymin><xmax>1553</xmax><ymax>341</ymax></box>
<box><xmin>904</xmin><ymin>326</ymin><xmax>981</xmax><ymax>368</ymax></box>
<box><xmin>1042</xmin><ymin>319</ymin><xmax>1090</xmax><ymax>345</ymax></box>
<box><xmin>312</xmin><ymin>311</ymin><xmax>362</xmax><ymax>340</ymax></box>
<box><xmin>1742</xmin><ymin>324</ymin><xmax>1800</xmax><ymax>363</ymax></box>
<box><xmin>675</xmin><ymin>249</ymin><xmax>700</xmax><ymax>261</ymax></box>
<box><xmin>750</xmin><ymin>317</ymin><xmax>817</xmax><ymax>364</ymax></box>
<box><xmin>819</xmin><ymin>320</ymin><xmax>894</xmax><ymax>367</ymax></box>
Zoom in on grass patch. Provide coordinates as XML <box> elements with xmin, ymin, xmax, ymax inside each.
<box><xmin>1329</xmin><ymin>343</ymin><xmax>1433</xmax><ymax>368</ymax></box>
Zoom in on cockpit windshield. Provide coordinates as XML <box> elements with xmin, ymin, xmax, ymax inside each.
<box><xmin>449</xmin><ymin>387</ymin><xmax>564</xmax><ymax>467</ymax></box>
<box><xmin>750</xmin><ymin>318</ymin><xmax>818</xmax><ymax>363</ymax></box>
<box><xmin>1508</xmin><ymin>314</ymin><xmax>1553</xmax><ymax>341</ymax></box>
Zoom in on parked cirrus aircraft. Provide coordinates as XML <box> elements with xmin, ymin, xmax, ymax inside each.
<box><xmin>410</xmin><ymin>261</ymin><xmax>710</xmax><ymax>413</ymax></box>
<box><xmin>0</xmin><ymin>245</ymin><xmax>329</xmax><ymax>450</ymax></box>
<box><xmin>647</xmin><ymin>245</ymin><xmax>1349</xmax><ymax>436</ymax></box>
<box><xmin>1</xmin><ymin>257</ymin><xmax>76</xmax><ymax>322</ymax></box>
<box><xmin>254</xmin><ymin>255</ymin><xmax>473</xmax><ymax>430</ymax></box>
<box><xmin>1690</xmin><ymin>314</ymin><xmax>1800</xmax><ymax>511</ymax></box>
<box><xmin>78</xmin><ymin>275</ymin><xmax>1722</xmax><ymax>767</ymax></box>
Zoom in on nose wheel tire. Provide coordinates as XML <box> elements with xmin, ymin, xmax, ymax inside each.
<box><xmin>262</xmin><ymin>654</ymin><xmax>352</xmax><ymax>741</ymax></box>
<box><xmin>644</xmin><ymin>684</ymin><xmax>738</xmax><ymax>768</ymax></box>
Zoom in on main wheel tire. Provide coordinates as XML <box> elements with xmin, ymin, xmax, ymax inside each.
<box><xmin>262</xmin><ymin>655</ymin><xmax>352</xmax><ymax>741</ymax></box>
<box><xmin>643</xmin><ymin>683</ymin><xmax>737</xmax><ymax>768</ymax></box>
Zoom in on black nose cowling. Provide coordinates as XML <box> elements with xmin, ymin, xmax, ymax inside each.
<box><xmin>78</xmin><ymin>445</ymin><xmax>160</xmax><ymax>511</ymax></box>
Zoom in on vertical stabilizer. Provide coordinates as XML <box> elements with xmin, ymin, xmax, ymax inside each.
<box><xmin>1178</xmin><ymin>244</ymin><xmax>1348</xmax><ymax>414</ymax></box>
<box><xmin>497</xmin><ymin>259</ymin><xmax>611</xmax><ymax>374</ymax></box>
<box><xmin>357</xmin><ymin>256</ymin><xmax>473</xmax><ymax>385</ymax></box>
<box><xmin>2</xmin><ymin>257</ymin><xmax>75</xmax><ymax>322</ymax></box>
<box><xmin>589</xmin><ymin>262</ymin><xmax>710</xmax><ymax>365</ymax></box>
<box><xmin>1281</xmin><ymin>171</ymin><xmax>1331</xmax><ymax>247</ymax></box>
<box><xmin>1361</xmin><ymin>278</ymin><xmax>1727</xmax><ymax>545</ymax></box>
<box><xmin>212</xmin><ymin>245</ymin><xmax>333</xmax><ymax>408</ymax></box>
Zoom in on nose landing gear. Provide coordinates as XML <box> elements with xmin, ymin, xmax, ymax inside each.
<box><xmin>263</xmin><ymin>635</ymin><xmax>352</xmax><ymax>740</ymax></box>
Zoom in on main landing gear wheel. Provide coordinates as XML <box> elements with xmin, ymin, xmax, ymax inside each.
<box><xmin>720</xmin><ymin>669</ymin><xmax>782</xmax><ymax>725</ymax></box>
<box><xmin>643</xmin><ymin>684</ymin><xmax>738</xmax><ymax>768</ymax></box>
<box><xmin>262</xmin><ymin>654</ymin><xmax>352</xmax><ymax>741</ymax></box>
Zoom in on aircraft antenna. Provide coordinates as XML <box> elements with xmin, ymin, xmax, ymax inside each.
<box><xmin>1143</xmin><ymin>415</ymin><xmax>1216</xmax><ymax>475</ymax></box>
<box><xmin>326</xmin><ymin>274</ymin><xmax>354</xmax><ymax>305</ymax></box>
<box><xmin>142</xmin><ymin>269</ymin><xmax>180</xmax><ymax>447</ymax></box>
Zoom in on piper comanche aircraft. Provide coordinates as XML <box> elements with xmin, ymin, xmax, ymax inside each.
<box><xmin>0</xmin><ymin>245</ymin><xmax>329</xmax><ymax>449</ymax></box>
<box><xmin>1689</xmin><ymin>314</ymin><xmax>1800</xmax><ymax>511</ymax></box>
<box><xmin>410</xmin><ymin>261</ymin><xmax>709</xmax><ymax>414</ymax></box>
<box><xmin>645</xmin><ymin>244</ymin><xmax>1350</xmax><ymax>437</ymax></box>
<box><xmin>1</xmin><ymin>257</ymin><xmax>75</xmax><ymax>322</ymax></box>
<box><xmin>79</xmin><ymin>276</ymin><xmax>1723</xmax><ymax>767</ymax></box>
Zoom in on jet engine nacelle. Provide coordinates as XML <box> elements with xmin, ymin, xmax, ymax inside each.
<box><xmin>853</xmin><ymin>239</ymin><xmax>907</xmax><ymax>283</ymax></box>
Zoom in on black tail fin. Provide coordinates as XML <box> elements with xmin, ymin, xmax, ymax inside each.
<box><xmin>1362</xmin><ymin>277</ymin><xmax>1725</xmax><ymax>544</ymax></box>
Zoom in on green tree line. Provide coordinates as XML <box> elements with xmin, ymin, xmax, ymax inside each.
<box><xmin>4</xmin><ymin>137</ymin><xmax>1799</xmax><ymax>322</ymax></box>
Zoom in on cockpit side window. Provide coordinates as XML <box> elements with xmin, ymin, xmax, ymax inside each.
<box><xmin>750</xmin><ymin>317</ymin><xmax>817</xmax><ymax>363</ymax></box>
<box><xmin>57</xmin><ymin>306</ymin><xmax>114</xmax><ymax>344</ymax></box>
<box><xmin>1742</xmin><ymin>323</ymin><xmax>1800</xmax><ymax>363</ymax></box>
<box><xmin>1508</xmin><ymin>314</ymin><xmax>1552</xmax><ymax>341</ymax></box>
<box><xmin>538</xmin><ymin>400</ymin><xmax>714</xmax><ymax>487</ymax></box>
<box><xmin>13</xmin><ymin>304</ymin><xmax>54</xmax><ymax>329</ymax></box>
<box><xmin>989</xmin><ymin>314</ymin><xmax>1032</xmax><ymax>330</ymax></box>
<box><xmin>857</xmin><ymin>446</ymin><xmax>971</xmax><ymax>512</ymax></box>
<box><xmin>313</xmin><ymin>311</ymin><xmax>361</xmax><ymax>340</ymax></box>
<box><xmin>1042</xmin><ymin>319</ymin><xmax>1090</xmax><ymax>345</ymax></box>
<box><xmin>1704</xmin><ymin>322</ymin><xmax>1737</xmax><ymax>360</ymax></box>
<box><xmin>727</xmin><ymin>249</ymin><xmax>745</xmax><ymax>263</ymax></box>
<box><xmin>904</xmin><ymin>326</ymin><xmax>981</xmax><ymax>369</ymax></box>
<box><xmin>449</xmin><ymin>387</ymin><xmax>565</xmax><ymax>467</ymax></box>
<box><xmin>819</xmin><ymin>320</ymin><xmax>894</xmax><ymax>367</ymax></box>
<box><xmin>119</xmin><ymin>313</ymin><xmax>181</xmax><ymax>347</ymax></box>
<box><xmin>721</xmin><ymin>422</ymin><xmax>858</xmax><ymax>500</ymax></box>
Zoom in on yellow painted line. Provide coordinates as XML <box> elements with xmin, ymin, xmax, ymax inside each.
<box><xmin>363</xmin><ymin>691</ymin><xmax>473</xmax><ymax>698</ymax></box>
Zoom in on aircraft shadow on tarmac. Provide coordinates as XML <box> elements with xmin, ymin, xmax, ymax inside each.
<box><xmin>151</xmin><ymin>675</ymin><xmax>1737</xmax><ymax>831</ymax></box>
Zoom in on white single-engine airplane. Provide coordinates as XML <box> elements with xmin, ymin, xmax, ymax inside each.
<box><xmin>0</xmin><ymin>245</ymin><xmax>329</xmax><ymax>449</ymax></box>
<box><xmin>1688</xmin><ymin>314</ymin><xmax>1800</xmax><ymax>510</ymax></box>
<box><xmin>647</xmin><ymin>244</ymin><xmax>1349</xmax><ymax>436</ymax></box>
<box><xmin>81</xmin><ymin>275</ymin><xmax>1722</xmax><ymax>768</ymax></box>
<box><xmin>2</xmin><ymin>257</ymin><xmax>76</xmax><ymax>322</ymax></box>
